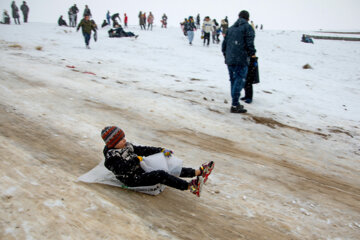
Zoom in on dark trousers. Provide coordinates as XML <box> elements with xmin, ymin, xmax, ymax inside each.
<box><xmin>14</xmin><ymin>17</ymin><xmax>20</xmax><ymax>24</ymax></box>
<box><xmin>244</xmin><ymin>80</ymin><xmax>253</xmax><ymax>100</ymax></box>
<box><xmin>23</xmin><ymin>13</ymin><xmax>28</xmax><ymax>22</ymax></box>
<box><xmin>203</xmin><ymin>32</ymin><xmax>210</xmax><ymax>45</ymax></box>
<box><xmin>127</xmin><ymin>168</ymin><xmax>195</xmax><ymax>190</ymax></box>
<box><xmin>227</xmin><ymin>65</ymin><xmax>248</xmax><ymax>106</ymax></box>
<box><xmin>83</xmin><ymin>32</ymin><xmax>91</xmax><ymax>46</ymax></box>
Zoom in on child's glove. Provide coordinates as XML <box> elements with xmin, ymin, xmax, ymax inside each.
<box><xmin>162</xmin><ymin>149</ymin><xmax>173</xmax><ymax>157</ymax></box>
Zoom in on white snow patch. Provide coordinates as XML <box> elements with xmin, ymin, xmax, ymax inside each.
<box><xmin>4</xmin><ymin>186</ymin><xmax>17</xmax><ymax>195</ymax></box>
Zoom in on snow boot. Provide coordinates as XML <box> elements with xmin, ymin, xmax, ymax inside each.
<box><xmin>189</xmin><ymin>176</ymin><xmax>204</xmax><ymax>197</ymax></box>
<box><xmin>199</xmin><ymin>161</ymin><xmax>214</xmax><ymax>184</ymax></box>
<box><xmin>230</xmin><ymin>105</ymin><xmax>247</xmax><ymax>113</ymax></box>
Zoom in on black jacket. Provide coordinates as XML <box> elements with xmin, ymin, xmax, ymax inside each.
<box><xmin>184</xmin><ymin>20</ymin><xmax>196</xmax><ymax>32</ymax></box>
<box><xmin>103</xmin><ymin>143</ymin><xmax>163</xmax><ymax>185</ymax></box>
<box><xmin>222</xmin><ymin>18</ymin><xmax>256</xmax><ymax>66</ymax></box>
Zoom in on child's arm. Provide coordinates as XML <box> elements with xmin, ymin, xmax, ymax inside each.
<box><xmin>133</xmin><ymin>145</ymin><xmax>163</xmax><ymax>157</ymax></box>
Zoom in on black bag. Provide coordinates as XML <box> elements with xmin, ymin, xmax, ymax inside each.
<box><xmin>246</xmin><ymin>57</ymin><xmax>260</xmax><ymax>84</ymax></box>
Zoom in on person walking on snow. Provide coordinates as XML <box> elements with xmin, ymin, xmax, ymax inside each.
<box><xmin>184</xmin><ymin>16</ymin><xmax>196</xmax><ymax>45</ymax></box>
<box><xmin>161</xmin><ymin>13</ymin><xmax>167</xmax><ymax>28</ymax></box>
<box><xmin>202</xmin><ymin>16</ymin><xmax>213</xmax><ymax>46</ymax></box>
<box><xmin>77</xmin><ymin>14</ymin><xmax>97</xmax><ymax>49</ymax></box>
<box><xmin>221</xmin><ymin>10</ymin><xmax>256</xmax><ymax>113</ymax></box>
<box><xmin>11</xmin><ymin>1</ymin><xmax>20</xmax><ymax>24</ymax></box>
<box><xmin>20</xmin><ymin>1</ymin><xmax>29</xmax><ymax>23</ymax></box>
<box><xmin>196</xmin><ymin>14</ymin><xmax>200</xmax><ymax>29</ymax></box>
<box><xmin>101</xmin><ymin>126</ymin><xmax>215</xmax><ymax>197</ymax></box>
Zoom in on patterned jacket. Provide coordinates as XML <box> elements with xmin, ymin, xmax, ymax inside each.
<box><xmin>103</xmin><ymin>143</ymin><xmax>163</xmax><ymax>185</ymax></box>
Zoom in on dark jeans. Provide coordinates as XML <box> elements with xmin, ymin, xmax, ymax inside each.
<box><xmin>83</xmin><ymin>32</ymin><xmax>91</xmax><ymax>46</ymax></box>
<box><xmin>227</xmin><ymin>65</ymin><xmax>248</xmax><ymax>106</ymax></box>
<box><xmin>126</xmin><ymin>168</ymin><xmax>195</xmax><ymax>190</ymax></box>
<box><xmin>203</xmin><ymin>32</ymin><xmax>210</xmax><ymax>45</ymax></box>
<box><xmin>23</xmin><ymin>13</ymin><xmax>28</xmax><ymax>22</ymax></box>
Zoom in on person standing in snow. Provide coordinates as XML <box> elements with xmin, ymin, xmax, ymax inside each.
<box><xmin>101</xmin><ymin>126</ymin><xmax>214</xmax><ymax>197</ymax></box>
<box><xmin>196</xmin><ymin>14</ymin><xmax>200</xmax><ymax>29</ymax></box>
<box><xmin>184</xmin><ymin>16</ymin><xmax>196</xmax><ymax>45</ymax></box>
<box><xmin>83</xmin><ymin>5</ymin><xmax>92</xmax><ymax>18</ymax></box>
<box><xmin>147</xmin><ymin>12</ymin><xmax>154</xmax><ymax>30</ymax></box>
<box><xmin>138</xmin><ymin>11</ymin><xmax>145</xmax><ymax>30</ymax></box>
<box><xmin>11</xmin><ymin>1</ymin><xmax>20</xmax><ymax>24</ymax></box>
<box><xmin>221</xmin><ymin>10</ymin><xmax>256</xmax><ymax>113</ymax></box>
<box><xmin>202</xmin><ymin>16</ymin><xmax>213</xmax><ymax>46</ymax></box>
<box><xmin>20</xmin><ymin>1</ymin><xmax>29</xmax><ymax>23</ymax></box>
<box><xmin>212</xmin><ymin>19</ymin><xmax>220</xmax><ymax>44</ymax></box>
<box><xmin>124</xmin><ymin>13</ymin><xmax>128</xmax><ymax>28</ymax></box>
<box><xmin>106</xmin><ymin>11</ymin><xmax>111</xmax><ymax>25</ymax></box>
<box><xmin>70</xmin><ymin>4</ymin><xmax>79</xmax><ymax>26</ymax></box>
<box><xmin>77</xmin><ymin>14</ymin><xmax>97</xmax><ymax>49</ymax></box>
<box><xmin>161</xmin><ymin>13</ymin><xmax>167</xmax><ymax>28</ymax></box>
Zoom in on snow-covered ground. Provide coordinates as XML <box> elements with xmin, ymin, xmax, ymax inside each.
<box><xmin>0</xmin><ymin>23</ymin><xmax>359</xmax><ymax>239</ymax></box>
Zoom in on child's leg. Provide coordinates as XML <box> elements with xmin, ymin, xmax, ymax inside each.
<box><xmin>179</xmin><ymin>168</ymin><xmax>196</xmax><ymax>178</ymax></box>
<box><xmin>130</xmin><ymin>170</ymin><xmax>189</xmax><ymax>190</ymax></box>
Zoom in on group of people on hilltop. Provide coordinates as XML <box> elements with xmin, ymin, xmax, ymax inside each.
<box><xmin>1</xmin><ymin>1</ymin><xmax>29</xmax><ymax>25</ymax></box>
<box><xmin>181</xmin><ymin>15</ymin><xmax>228</xmax><ymax>46</ymax></box>
<box><xmin>138</xmin><ymin>11</ymin><xmax>155</xmax><ymax>30</ymax></box>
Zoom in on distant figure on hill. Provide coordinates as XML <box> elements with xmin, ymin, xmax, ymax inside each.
<box><xmin>161</xmin><ymin>13</ymin><xmax>167</xmax><ymax>28</ymax></box>
<box><xmin>70</xmin><ymin>4</ymin><xmax>79</xmax><ymax>26</ymax></box>
<box><xmin>147</xmin><ymin>12</ymin><xmax>154</xmax><ymax>30</ymax></box>
<box><xmin>139</xmin><ymin>11</ymin><xmax>146</xmax><ymax>30</ymax></box>
<box><xmin>184</xmin><ymin>16</ymin><xmax>196</xmax><ymax>45</ymax></box>
<box><xmin>108</xmin><ymin>24</ymin><xmax>138</xmax><ymax>38</ymax></box>
<box><xmin>58</xmin><ymin>15</ymin><xmax>68</xmax><ymax>26</ymax></box>
<box><xmin>212</xmin><ymin>19</ymin><xmax>220</xmax><ymax>44</ymax></box>
<box><xmin>202</xmin><ymin>16</ymin><xmax>213</xmax><ymax>46</ymax></box>
<box><xmin>1</xmin><ymin>10</ymin><xmax>10</xmax><ymax>24</ymax></box>
<box><xmin>196</xmin><ymin>14</ymin><xmax>200</xmax><ymax>29</ymax></box>
<box><xmin>20</xmin><ymin>1</ymin><xmax>29</xmax><ymax>23</ymax></box>
<box><xmin>301</xmin><ymin>34</ymin><xmax>314</xmax><ymax>44</ymax></box>
<box><xmin>220</xmin><ymin>18</ymin><xmax>229</xmax><ymax>37</ymax></box>
<box><xmin>77</xmin><ymin>14</ymin><xmax>97</xmax><ymax>49</ymax></box>
<box><xmin>222</xmin><ymin>10</ymin><xmax>256</xmax><ymax>113</ymax></box>
<box><xmin>106</xmin><ymin>11</ymin><xmax>111</xmax><ymax>25</ymax></box>
<box><xmin>260</xmin><ymin>24</ymin><xmax>263</xmax><ymax>30</ymax></box>
<box><xmin>83</xmin><ymin>5</ymin><xmax>92</xmax><ymax>18</ymax></box>
<box><xmin>124</xmin><ymin>13</ymin><xmax>128</xmax><ymax>27</ymax></box>
<box><xmin>11</xmin><ymin>1</ymin><xmax>20</xmax><ymax>24</ymax></box>
<box><xmin>250</xmin><ymin>20</ymin><xmax>255</xmax><ymax>30</ymax></box>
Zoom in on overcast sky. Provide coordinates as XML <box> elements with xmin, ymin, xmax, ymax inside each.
<box><xmin>1</xmin><ymin>0</ymin><xmax>360</xmax><ymax>30</ymax></box>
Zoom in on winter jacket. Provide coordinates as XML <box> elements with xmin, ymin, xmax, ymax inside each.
<box><xmin>184</xmin><ymin>20</ymin><xmax>196</xmax><ymax>32</ymax></box>
<box><xmin>221</xmin><ymin>18</ymin><xmax>256</xmax><ymax>66</ymax></box>
<box><xmin>221</xmin><ymin>19</ymin><xmax>229</xmax><ymax>35</ymax></box>
<box><xmin>20</xmin><ymin>3</ymin><xmax>29</xmax><ymax>14</ymax></box>
<box><xmin>83</xmin><ymin>8</ymin><xmax>91</xmax><ymax>17</ymax></box>
<box><xmin>103</xmin><ymin>143</ymin><xmax>163</xmax><ymax>186</ymax></box>
<box><xmin>11</xmin><ymin>2</ymin><xmax>19</xmax><ymax>18</ymax></box>
<box><xmin>202</xmin><ymin>20</ymin><xmax>213</xmax><ymax>33</ymax></box>
<box><xmin>147</xmin><ymin>14</ymin><xmax>154</xmax><ymax>24</ymax></box>
<box><xmin>71</xmin><ymin>5</ymin><xmax>79</xmax><ymax>15</ymax></box>
<box><xmin>77</xmin><ymin>18</ymin><xmax>96</xmax><ymax>34</ymax></box>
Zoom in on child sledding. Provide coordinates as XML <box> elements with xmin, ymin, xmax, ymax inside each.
<box><xmin>100</xmin><ymin>126</ymin><xmax>214</xmax><ymax>197</ymax></box>
<box><xmin>108</xmin><ymin>24</ymin><xmax>138</xmax><ymax>38</ymax></box>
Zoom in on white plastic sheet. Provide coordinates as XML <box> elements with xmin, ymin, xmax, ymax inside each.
<box><xmin>77</xmin><ymin>153</ymin><xmax>183</xmax><ymax>195</ymax></box>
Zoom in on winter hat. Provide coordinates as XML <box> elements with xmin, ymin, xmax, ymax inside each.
<box><xmin>101</xmin><ymin>126</ymin><xmax>125</xmax><ymax>148</ymax></box>
<box><xmin>239</xmin><ymin>10</ymin><xmax>250</xmax><ymax>21</ymax></box>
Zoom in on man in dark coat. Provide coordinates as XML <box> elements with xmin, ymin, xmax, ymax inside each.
<box><xmin>83</xmin><ymin>5</ymin><xmax>92</xmax><ymax>18</ymax></box>
<box><xmin>20</xmin><ymin>1</ymin><xmax>29</xmax><ymax>23</ymax></box>
<box><xmin>70</xmin><ymin>4</ymin><xmax>79</xmax><ymax>26</ymax></box>
<box><xmin>221</xmin><ymin>10</ymin><xmax>256</xmax><ymax>113</ymax></box>
<box><xmin>11</xmin><ymin>1</ymin><xmax>20</xmax><ymax>24</ymax></box>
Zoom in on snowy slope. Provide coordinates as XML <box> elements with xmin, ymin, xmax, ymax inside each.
<box><xmin>1</xmin><ymin>23</ymin><xmax>360</xmax><ymax>240</ymax></box>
